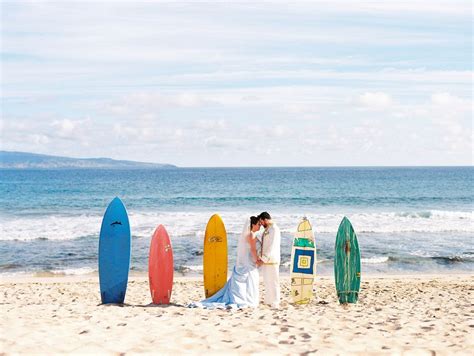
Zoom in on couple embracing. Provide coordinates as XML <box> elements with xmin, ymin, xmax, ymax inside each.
<box><xmin>193</xmin><ymin>212</ymin><xmax>281</xmax><ymax>309</ymax></box>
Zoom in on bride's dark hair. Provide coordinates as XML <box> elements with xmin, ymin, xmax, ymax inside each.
<box><xmin>250</xmin><ymin>216</ymin><xmax>259</xmax><ymax>229</ymax></box>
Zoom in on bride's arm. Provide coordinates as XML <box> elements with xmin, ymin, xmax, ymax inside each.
<box><xmin>248</xmin><ymin>233</ymin><xmax>259</xmax><ymax>264</ymax></box>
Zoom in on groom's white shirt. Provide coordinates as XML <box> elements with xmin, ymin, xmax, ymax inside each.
<box><xmin>259</xmin><ymin>222</ymin><xmax>281</xmax><ymax>307</ymax></box>
<box><xmin>259</xmin><ymin>223</ymin><xmax>281</xmax><ymax>265</ymax></box>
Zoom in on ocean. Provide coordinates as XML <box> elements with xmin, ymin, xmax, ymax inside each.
<box><xmin>0</xmin><ymin>167</ymin><xmax>472</xmax><ymax>276</ymax></box>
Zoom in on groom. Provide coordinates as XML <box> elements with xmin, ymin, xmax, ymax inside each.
<box><xmin>257</xmin><ymin>212</ymin><xmax>281</xmax><ymax>308</ymax></box>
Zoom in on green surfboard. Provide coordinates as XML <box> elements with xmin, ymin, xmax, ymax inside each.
<box><xmin>334</xmin><ymin>217</ymin><xmax>361</xmax><ymax>304</ymax></box>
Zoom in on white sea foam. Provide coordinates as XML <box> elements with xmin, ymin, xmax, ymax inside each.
<box><xmin>0</xmin><ymin>210</ymin><xmax>472</xmax><ymax>241</ymax></box>
<box><xmin>49</xmin><ymin>267</ymin><xmax>96</xmax><ymax>275</ymax></box>
<box><xmin>179</xmin><ymin>265</ymin><xmax>203</xmax><ymax>272</ymax></box>
<box><xmin>361</xmin><ymin>256</ymin><xmax>390</xmax><ymax>264</ymax></box>
<box><xmin>0</xmin><ymin>267</ymin><xmax>97</xmax><ymax>277</ymax></box>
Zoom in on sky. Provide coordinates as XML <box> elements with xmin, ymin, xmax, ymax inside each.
<box><xmin>1</xmin><ymin>0</ymin><xmax>472</xmax><ymax>167</ymax></box>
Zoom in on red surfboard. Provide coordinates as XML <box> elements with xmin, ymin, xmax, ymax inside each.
<box><xmin>149</xmin><ymin>225</ymin><xmax>174</xmax><ymax>304</ymax></box>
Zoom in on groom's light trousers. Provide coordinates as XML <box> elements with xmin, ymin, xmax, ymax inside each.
<box><xmin>261</xmin><ymin>264</ymin><xmax>280</xmax><ymax>307</ymax></box>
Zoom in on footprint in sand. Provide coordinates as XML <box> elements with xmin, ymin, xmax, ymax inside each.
<box><xmin>300</xmin><ymin>333</ymin><xmax>311</xmax><ymax>339</ymax></box>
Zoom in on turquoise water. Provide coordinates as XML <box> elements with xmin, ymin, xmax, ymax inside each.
<box><xmin>0</xmin><ymin>167</ymin><xmax>472</xmax><ymax>275</ymax></box>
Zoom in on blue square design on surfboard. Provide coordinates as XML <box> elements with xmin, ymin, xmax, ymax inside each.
<box><xmin>292</xmin><ymin>249</ymin><xmax>315</xmax><ymax>274</ymax></box>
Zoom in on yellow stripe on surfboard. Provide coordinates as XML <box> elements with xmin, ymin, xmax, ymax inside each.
<box><xmin>296</xmin><ymin>218</ymin><xmax>313</xmax><ymax>240</ymax></box>
<box><xmin>203</xmin><ymin>214</ymin><xmax>228</xmax><ymax>298</ymax></box>
<box><xmin>297</xmin><ymin>219</ymin><xmax>312</xmax><ymax>232</ymax></box>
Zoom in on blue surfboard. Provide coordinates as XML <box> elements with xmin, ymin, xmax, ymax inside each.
<box><xmin>99</xmin><ymin>197</ymin><xmax>131</xmax><ymax>304</ymax></box>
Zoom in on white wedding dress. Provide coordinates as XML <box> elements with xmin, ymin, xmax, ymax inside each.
<box><xmin>190</xmin><ymin>220</ymin><xmax>259</xmax><ymax>309</ymax></box>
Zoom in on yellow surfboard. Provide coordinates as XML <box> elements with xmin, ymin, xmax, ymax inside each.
<box><xmin>290</xmin><ymin>217</ymin><xmax>316</xmax><ymax>304</ymax></box>
<box><xmin>203</xmin><ymin>214</ymin><xmax>228</xmax><ymax>298</ymax></box>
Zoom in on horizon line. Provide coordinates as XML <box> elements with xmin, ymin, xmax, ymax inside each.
<box><xmin>1</xmin><ymin>165</ymin><xmax>472</xmax><ymax>169</ymax></box>
<box><xmin>1</xmin><ymin>151</ymin><xmax>471</xmax><ymax>169</ymax></box>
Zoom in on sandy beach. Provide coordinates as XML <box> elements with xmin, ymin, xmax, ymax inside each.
<box><xmin>1</xmin><ymin>274</ymin><xmax>472</xmax><ymax>355</ymax></box>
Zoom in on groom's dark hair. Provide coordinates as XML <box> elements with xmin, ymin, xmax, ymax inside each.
<box><xmin>258</xmin><ymin>212</ymin><xmax>271</xmax><ymax>220</ymax></box>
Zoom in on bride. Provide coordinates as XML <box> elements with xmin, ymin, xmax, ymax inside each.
<box><xmin>191</xmin><ymin>216</ymin><xmax>261</xmax><ymax>308</ymax></box>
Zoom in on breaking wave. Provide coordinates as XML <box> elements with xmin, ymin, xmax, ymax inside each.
<box><xmin>0</xmin><ymin>210</ymin><xmax>472</xmax><ymax>241</ymax></box>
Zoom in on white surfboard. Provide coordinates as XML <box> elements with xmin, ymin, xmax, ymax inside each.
<box><xmin>290</xmin><ymin>217</ymin><xmax>316</xmax><ymax>304</ymax></box>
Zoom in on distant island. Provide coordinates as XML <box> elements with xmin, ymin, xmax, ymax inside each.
<box><xmin>0</xmin><ymin>151</ymin><xmax>177</xmax><ymax>169</ymax></box>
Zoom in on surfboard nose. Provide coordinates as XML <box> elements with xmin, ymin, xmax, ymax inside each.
<box><xmin>111</xmin><ymin>196</ymin><xmax>124</xmax><ymax>206</ymax></box>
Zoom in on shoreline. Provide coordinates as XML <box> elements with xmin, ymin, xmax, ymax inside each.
<box><xmin>2</xmin><ymin>274</ymin><xmax>473</xmax><ymax>354</ymax></box>
<box><xmin>1</xmin><ymin>270</ymin><xmax>473</xmax><ymax>283</ymax></box>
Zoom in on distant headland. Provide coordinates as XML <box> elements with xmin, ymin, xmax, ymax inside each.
<box><xmin>0</xmin><ymin>151</ymin><xmax>177</xmax><ymax>169</ymax></box>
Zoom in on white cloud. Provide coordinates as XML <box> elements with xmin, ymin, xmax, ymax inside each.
<box><xmin>431</xmin><ymin>92</ymin><xmax>471</xmax><ymax>109</ymax></box>
<box><xmin>29</xmin><ymin>134</ymin><xmax>50</xmax><ymax>145</ymax></box>
<box><xmin>104</xmin><ymin>92</ymin><xmax>216</xmax><ymax>116</ymax></box>
<box><xmin>357</xmin><ymin>92</ymin><xmax>393</xmax><ymax>110</ymax></box>
<box><xmin>317</xmin><ymin>0</ymin><xmax>470</xmax><ymax>16</ymax></box>
<box><xmin>174</xmin><ymin>93</ymin><xmax>206</xmax><ymax>108</ymax></box>
<box><xmin>268</xmin><ymin>125</ymin><xmax>290</xmax><ymax>138</ymax></box>
<box><xmin>204</xmin><ymin>136</ymin><xmax>244</xmax><ymax>149</ymax></box>
<box><xmin>133</xmin><ymin>69</ymin><xmax>472</xmax><ymax>88</ymax></box>
<box><xmin>193</xmin><ymin>119</ymin><xmax>226</xmax><ymax>130</ymax></box>
<box><xmin>2</xmin><ymin>118</ymin><xmax>49</xmax><ymax>146</ymax></box>
<box><xmin>51</xmin><ymin>119</ymin><xmax>77</xmax><ymax>138</ymax></box>
<box><xmin>50</xmin><ymin>118</ymin><xmax>90</xmax><ymax>140</ymax></box>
